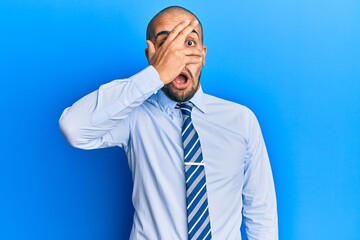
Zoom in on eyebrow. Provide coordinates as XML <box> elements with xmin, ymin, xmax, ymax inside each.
<box><xmin>155</xmin><ymin>29</ymin><xmax>199</xmax><ymax>42</ymax></box>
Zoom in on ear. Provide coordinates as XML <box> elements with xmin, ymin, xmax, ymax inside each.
<box><xmin>145</xmin><ymin>48</ymin><xmax>149</xmax><ymax>63</ymax></box>
<box><xmin>202</xmin><ymin>46</ymin><xmax>207</xmax><ymax>66</ymax></box>
<box><xmin>145</xmin><ymin>40</ymin><xmax>155</xmax><ymax>64</ymax></box>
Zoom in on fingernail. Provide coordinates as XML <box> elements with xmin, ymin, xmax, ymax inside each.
<box><xmin>193</xmin><ymin>20</ymin><xmax>199</xmax><ymax>25</ymax></box>
<box><xmin>184</xmin><ymin>19</ymin><xmax>190</xmax><ymax>24</ymax></box>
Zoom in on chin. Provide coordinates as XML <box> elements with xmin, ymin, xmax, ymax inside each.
<box><xmin>162</xmin><ymin>87</ymin><xmax>196</xmax><ymax>102</ymax></box>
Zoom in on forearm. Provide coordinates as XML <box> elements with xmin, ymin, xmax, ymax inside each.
<box><xmin>242</xmin><ymin>180</ymin><xmax>278</xmax><ymax>240</ymax></box>
<box><xmin>242</xmin><ymin>163</ymin><xmax>278</xmax><ymax>240</ymax></box>
<box><xmin>242</xmin><ymin>110</ymin><xmax>278</xmax><ymax>239</ymax></box>
<box><xmin>59</xmin><ymin>66</ymin><xmax>163</xmax><ymax>149</ymax></box>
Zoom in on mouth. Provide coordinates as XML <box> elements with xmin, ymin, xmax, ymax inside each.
<box><xmin>171</xmin><ymin>71</ymin><xmax>190</xmax><ymax>90</ymax></box>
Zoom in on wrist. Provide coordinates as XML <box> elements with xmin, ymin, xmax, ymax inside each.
<box><xmin>131</xmin><ymin>66</ymin><xmax>164</xmax><ymax>94</ymax></box>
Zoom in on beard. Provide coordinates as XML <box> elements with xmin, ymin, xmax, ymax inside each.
<box><xmin>161</xmin><ymin>68</ymin><xmax>202</xmax><ymax>103</ymax></box>
<box><xmin>162</xmin><ymin>83</ymin><xmax>199</xmax><ymax>102</ymax></box>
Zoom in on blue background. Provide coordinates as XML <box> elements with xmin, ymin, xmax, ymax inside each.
<box><xmin>1</xmin><ymin>0</ymin><xmax>359</xmax><ymax>239</ymax></box>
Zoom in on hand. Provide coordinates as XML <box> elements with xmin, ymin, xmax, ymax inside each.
<box><xmin>146</xmin><ymin>20</ymin><xmax>204</xmax><ymax>84</ymax></box>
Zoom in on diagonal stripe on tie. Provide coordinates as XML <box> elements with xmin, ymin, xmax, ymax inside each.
<box><xmin>183</xmin><ymin>127</ymin><xmax>196</xmax><ymax>147</ymax></box>
<box><xmin>187</xmin><ymin>176</ymin><xmax>206</xmax><ymax>209</ymax></box>
<box><xmin>188</xmin><ymin>193</ymin><xmax>209</xmax><ymax>226</ymax></box>
<box><xmin>177</xmin><ymin>102</ymin><xmax>212</xmax><ymax>240</ymax></box>
<box><xmin>193</xmin><ymin>220</ymin><xmax>211</xmax><ymax>240</ymax></box>
<box><xmin>186</xmin><ymin>162</ymin><xmax>202</xmax><ymax>184</ymax></box>
<box><xmin>188</xmin><ymin>205</ymin><xmax>209</xmax><ymax>234</ymax></box>
<box><xmin>187</xmin><ymin>170</ymin><xmax>205</xmax><ymax>197</ymax></box>
<box><xmin>184</xmin><ymin>138</ymin><xmax>200</xmax><ymax>160</ymax></box>
<box><xmin>182</xmin><ymin>119</ymin><xmax>193</xmax><ymax>137</ymax></box>
<box><xmin>188</xmin><ymin>191</ymin><xmax>207</xmax><ymax>222</ymax></box>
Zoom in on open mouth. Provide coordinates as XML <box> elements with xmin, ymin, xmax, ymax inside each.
<box><xmin>172</xmin><ymin>71</ymin><xmax>190</xmax><ymax>89</ymax></box>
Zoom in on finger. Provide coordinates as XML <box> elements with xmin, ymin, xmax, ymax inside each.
<box><xmin>146</xmin><ymin>40</ymin><xmax>156</xmax><ymax>60</ymax></box>
<box><xmin>184</xmin><ymin>55</ymin><xmax>203</xmax><ymax>64</ymax></box>
<box><xmin>173</xmin><ymin>20</ymin><xmax>199</xmax><ymax>43</ymax></box>
<box><xmin>183</xmin><ymin>48</ymin><xmax>203</xmax><ymax>56</ymax></box>
<box><xmin>162</xmin><ymin>20</ymin><xmax>191</xmax><ymax>46</ymax></box>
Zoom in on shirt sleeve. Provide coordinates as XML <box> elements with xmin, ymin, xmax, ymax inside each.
<box><xmin>59</xmin><ymin>66</ymin><xmax>164</xmax><ymax>150</ymax></box>
<box><xmin>242</xmin><ymin>110</ymin><xmax>278</xmax><ymax>240</ymax></box>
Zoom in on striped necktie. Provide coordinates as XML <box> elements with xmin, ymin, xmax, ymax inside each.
<box><xmin>178</xmin><ymin>102</ymin><xmax>212</xmax><ymax>240</ymax></box>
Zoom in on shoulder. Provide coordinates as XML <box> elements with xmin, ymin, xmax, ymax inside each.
<box><xmin>202</xmin><ymin>93</ymin><xmax>260</xmax><ymax>132</ymax></box>
<box><xmin>202</xmin><ymin>93</ymin><xmax>263</xmax><ymax>143</ymax></box>
<box><xmin>203</xmin><ymin>93</ymin><xmax>256</xmax><ymax>119</ymax></box>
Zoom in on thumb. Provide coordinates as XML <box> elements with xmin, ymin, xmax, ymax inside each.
<box><xmin>146</xmin><ymin>40</ymin><xmax>155</xmax><ymax>61</ymax></box>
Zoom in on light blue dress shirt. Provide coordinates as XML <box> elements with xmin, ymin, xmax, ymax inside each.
<box><xmin>59</xmin><ymin>66</ymin><xmax>278</xmax><ymax>240</ymax></box>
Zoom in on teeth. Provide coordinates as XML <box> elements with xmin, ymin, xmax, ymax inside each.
<box><xmin>174</xmin><ymin>74</ymin><xmax>187</xmax><ymax>84</ymax></box>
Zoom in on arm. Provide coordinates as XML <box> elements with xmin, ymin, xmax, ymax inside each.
<box><xmin>59</xmin><ymin>66</ymin><xmax>163</xmax><ymax>149</ymax></box>
<box><xmin>242</xmin><ymin>111</ymin><xmax>278</xmax><ymax>240</ymax></box>
<box><xmin>59</xmin><ymin>19</ymin><xmax>204</xmax><ymax>150</ymax></box>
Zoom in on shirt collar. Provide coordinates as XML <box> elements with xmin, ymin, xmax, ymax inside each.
<box><xmin>156</xmin><ymin>85</ymin><xmax>207</xmax><ymax>115</ymax></box>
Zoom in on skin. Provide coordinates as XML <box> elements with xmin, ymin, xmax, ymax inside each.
<box><xmin>145</xmin><ymin>11</ymin><xmax>207</xmax><ymax>102</ymax></box>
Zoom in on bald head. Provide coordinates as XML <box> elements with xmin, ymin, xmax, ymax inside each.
<box><xmin>146</xmin><ymin>6</ymin><xmax>203</xmax><ymax>43</ymax></box>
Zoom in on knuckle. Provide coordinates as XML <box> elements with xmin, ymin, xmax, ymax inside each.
<box><xmin>179</xmin><ymin>31</ymin><xmax>187</xmax><ymax>37</ymax></box>
<box><xmin>173</xmin><ymin>26</ymin><xmax>182</xmax><ymax>34</ymax></box>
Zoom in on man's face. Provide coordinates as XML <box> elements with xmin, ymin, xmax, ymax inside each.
<box><xmin>147</xmin><ymin>12</ymin><xmax>207</xmax><ymax>102</ymax></box>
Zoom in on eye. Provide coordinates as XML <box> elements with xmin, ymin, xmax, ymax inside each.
<box><xmin>186</xmin><ymin>40</ymin><xmax>196</xmax><ymax>47</ymax></box>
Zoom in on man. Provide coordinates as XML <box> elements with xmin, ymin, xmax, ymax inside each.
<box><xmin>59</xmin><ymin>6</ymin><xmax>278</xmax><ymax>240</ymax></box>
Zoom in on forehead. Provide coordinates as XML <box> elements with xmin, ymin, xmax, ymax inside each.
<box><xmin>151</xmin><ymin>11</ymin><xmax>202</xmax><ymax>39</ymax></box>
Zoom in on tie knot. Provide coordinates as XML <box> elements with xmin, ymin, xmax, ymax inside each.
<box><xmin>177</xmin><ymin>102</ymin><xmax>193</xmax><ymax>117</ymax></box>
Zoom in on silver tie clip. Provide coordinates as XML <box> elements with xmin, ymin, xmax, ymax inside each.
<box><xmin>184</xmin><ymin>162</ymin><xmax>205</xmax><ymax>166</ymax></box>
